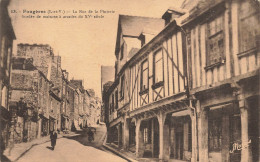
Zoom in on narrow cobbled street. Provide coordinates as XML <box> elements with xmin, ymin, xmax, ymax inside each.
<box><xmin>15</xmin><ymin>125</ymin><xmax>126</xmax><ymax>162</ymax></box>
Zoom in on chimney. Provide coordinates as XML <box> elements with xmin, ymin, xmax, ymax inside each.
<box><xmin>138</xmin><ymin>28</ymin><xmax>157</xmax><ymax>47</ymax></box>
<box><xmin>162</xmin><ymin>7</ymin><xmax>186</xmax><ymax>26</ymax></box>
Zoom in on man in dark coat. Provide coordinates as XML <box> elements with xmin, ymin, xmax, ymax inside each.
<box><xmin>50</xmin><ymin>131</ymin><xmax>57</xmax><ymax>150</ymax></box>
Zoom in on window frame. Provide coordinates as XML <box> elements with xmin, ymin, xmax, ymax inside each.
<box><xmin>153</xmin><ymin>48</ymin><xmax>164</xmax><ymax>87</ymax></box>
<box><xmin>143</xmin><ymin>121</ymin><xmax>152</xmax><ymax>144</ymax></box>
<box><xmin>119</xmin><ymin>75</ymin><xmax>124</xmax><ymax>100</ymax></box>
<box><xmin>115</xmin><ymin>90</ymin><xmax>118</xmax><ymax>109</ymax></box>
<box><xmin>238</xmin><ymin>0</ymin><xmax>259</xmax><ymax>55</ymax></box>
<box><xmin>111</xmin><ymin>94</ymin><xmax>114</xmax><ymax>113</ymax></box>
<box><xmin>140</xmin><ymin>59</ymin><xmax>149</xmax><ymax>94</ymax></box>
<box><xmin>205</xmin><ymin>14</ymin><xmax>226</xmax><ymax>70</ymax></box>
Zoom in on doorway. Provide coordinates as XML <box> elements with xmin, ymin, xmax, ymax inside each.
<box><xmin>153</xmin><ymin>118</ymin><xmax>159</xmax><ymax>158</ymax></box>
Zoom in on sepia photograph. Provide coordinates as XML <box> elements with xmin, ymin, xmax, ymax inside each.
<box><xmin>0</xmin><ymin>0</ymin><xmax>259</xmax><ymax>161</ymax></box>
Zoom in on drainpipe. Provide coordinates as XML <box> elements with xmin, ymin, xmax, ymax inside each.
<box><xmin>189</xmin><ymin>99</ymin><xmax>198</xmax><ymax>162</ymax></box>
<box><xmin>175</xmin><ymin>17</ymin><xmax>198</xmax><ymax>162</ymax></box>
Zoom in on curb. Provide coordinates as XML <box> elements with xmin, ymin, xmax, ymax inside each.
<box><xmin>102</xmin><ymin>134</ymin><xmax>138</xmax><ymax>162</ymax></box>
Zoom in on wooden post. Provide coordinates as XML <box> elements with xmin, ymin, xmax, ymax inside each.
<box><xmin>151</xmin><ymin>119</ymin><xmax>154</xmax><ymax>157</ymax></box>
<box><xmin>189</xmin><ymin>107</ymin><xmax>197</xmax><ymax>162</ymax></box>
<box><xmin>37</xmin><ymin>118</ymin><xmax>42</xmax><ymax>138</ymax></box>
<box><xmin>239</xmin><ymin>98</ymin><xmax>252</xmax><ymax>162</ymax></box>
<box><xmin>123</xmin><ymin>117</ymin><xmax>129</xmax><ymax>150</ymax></box>
<box><xmin>157</xmin><ymin>111</ymin><xmax>166</xmax><ymax>161</ymax></box>
<box><xmin>221</xmin><ymin>114</ymin><xmax>230</xmax><ymax>161</ymax></box>
<box><xmin>135</xmin><ymin>118</ymin><xmax>141</xmax><ymax>157</ymax></box>
<box><xmin>197</xmin><ymin>100</ymin><xmax>208</xmax><ymax>162</ymax></box>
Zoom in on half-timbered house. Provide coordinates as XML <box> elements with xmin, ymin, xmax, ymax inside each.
<box><xmin>181</xmin><ymin>0</ymin><xmax>260</xmax><ymax>161</ymax></box>
<box><xmin>104</xmin><ymin>0</ymin><xmax>259</xmax><ymax>161</ymax></box>
<box><xmin>105</xmin><ymin>10</ymin><xmax>198</xmax><ymax>161</ymax></box>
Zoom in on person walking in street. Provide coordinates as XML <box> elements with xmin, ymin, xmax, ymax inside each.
<box><xmin>50</xmin><ymin>131</ymin><xmax>57</xmax><ymax>150</ymax></box>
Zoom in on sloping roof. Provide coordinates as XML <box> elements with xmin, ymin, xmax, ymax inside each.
<box><xmin>180</xmin><ymin>0</ymin><xmax>225</xmax><ymax>24</ymax></box>
<box><xmin>115</xmin><ymin>15</ymin><xmax>164</xmax><ymax>56</ymax></box>
<box><xmin>140</xmin><ymin>28</ymin><xmax>160</xmax><ymax>35</ymax></box>
<box><xmin>119</xmin><ymin>15</ymin><xmax>164</xmax><ymax>37</ymax></box>
<box><xmin>128</xmin><ymin>48</ymin><xmax>140</xmax><ymax>59</ymax></box>
<box><xmin>181</xmin><ymin>0</ymin><xmax>201</xmax><ymax>11</ymax></box>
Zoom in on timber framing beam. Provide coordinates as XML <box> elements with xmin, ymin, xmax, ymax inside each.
<box><xmin>129</xmin><ymin>92</ymin><xmax>189</xmax><ymax>118</ymax></box>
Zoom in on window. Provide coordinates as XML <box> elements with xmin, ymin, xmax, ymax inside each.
<box><xmin>50</xmin><ymin>98</ymin><xmax>53</xmax><ymax>110</ymax></box>
<box><xmin>120</xmin><ymin>75</ymin><xmax>124</xmax><ymax>99</ymax></box>
<box><xmin>206</xmin><ymin>15</ymin><xmax>225</xmax><ymax>67</ymax></box>
<box><xmin>143</xmin><ymin>121</ymin><xmax>152</xmax><ymax>144</ymax></box>
<box><xmin>112</xmin><ymin>94</ymin><xmax>114</xmax><ymax>112</ymax></box>
<box><xmin>115</xmin><ymin>90</ymin><xmax>118</xmax><ymax>109</ymax></box>
<box><xmin>140</xmin><ymin>60</ymin><xmax>148</xmax><ymax>92</ymax></box>
<box><xmin>39</xmin><ymin>77</ymin><xmax>42</xmax><ymax>88</ymax></box>
<box><xmin>7</xmin><ymin>47</ymin><xmax>11</xmax><ymax>71</ymax></box>
<box><xmin>1</xmin><ymin>37</ymin><xmax>5</xmax><ymax>68</ymax></box>
<box><xmin>143</xmin><ymin>128</ymin><xmax>149</xmax><ymax>143</ymax></box>
<box><xmin>239</xmin><ymin>1</ymin><xmax>260</xmax><ymax>53</ymax></box>
<box><xmin>1</xmin><ymin>86</ymin><xmax>7</xmax><ymax>108</ymax></box>
<box><xmin>153</xmin><ymin>49</ymin><xmax>163</xmax><ymax>84</ymax></box>
<box><xmin>120</xmin><ymin>43</ymin><xmax>124</xmax><ymax>60</ymax></box>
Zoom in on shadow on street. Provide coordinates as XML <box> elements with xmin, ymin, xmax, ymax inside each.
<box><xmin>1</xmin><ymin>155</ymin><xmax>11</xmax><ymax>162</ymax></box>
<box><xmin>46</xmin><ymin>146</ymin><xmax>53</xmax><ymax>151</ymax></box>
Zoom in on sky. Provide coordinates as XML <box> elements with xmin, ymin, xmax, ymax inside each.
<box><xmin>8</xmin><ymin>0</ymin><xmax>184</xmax><ymax>97</ymax></box>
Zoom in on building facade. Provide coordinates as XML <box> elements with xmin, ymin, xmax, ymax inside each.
<box><xmin>101</xmin><ymin>66</ymin><xmax>115</xmax><ymax>122</ymax></box>
<box><xmin>104</xmin><ymin>1</ymin><xmax>260</xmax><ymax>162</ymax></box>
<box><xmin>8</xmin><ymin>44</ymin><xmax>68</xmax><ymax>144</ymax></box>
<box><xmin>9</xmin><ymin>57</ymin><xmax>49</xmax><ymax>143</ymax></box>
<box><xmin>181</xmin><ymin>0</ymin><xmax>260</xmax><ymax>161</ymax></box>
<box><xmin>61</xmin><ymin>70</ymin><xmax>70</xmax><ymax>131</ymax></box>
<box><xmin>0</xmin><ymin>0</ymin><xmax>16</xmax><ymax>151</ymax></box>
